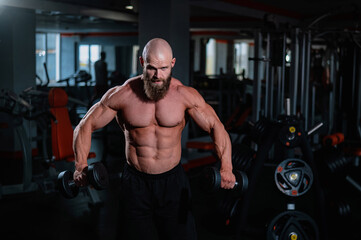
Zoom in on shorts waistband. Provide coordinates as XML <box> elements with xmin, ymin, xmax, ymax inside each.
<box><xmin>125</xmin><ymin>162</ymin><xmax>182</xmax><ymax>180</ymax></box>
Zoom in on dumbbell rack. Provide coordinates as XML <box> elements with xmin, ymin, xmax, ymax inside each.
<box><xmin>234</xmin><ymin>112</ymin><xmax>326</xmax><ymax>240</ymax></box>
<box><xmin>314</xmin><ymin>133</ymin><xmax>361</xmax><ymax>239</ymax></box>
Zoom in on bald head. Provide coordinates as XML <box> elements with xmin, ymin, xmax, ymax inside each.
<box><xmin>142</xmin><ymin>38</ymin><xmax>173</xmax><ymax>63</ymax></box>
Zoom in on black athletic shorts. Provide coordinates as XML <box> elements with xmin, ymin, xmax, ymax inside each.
<box><xmin>119</xmin><ymin>162</ymin><xmax>198</xmax><ymax>240</ymax></box>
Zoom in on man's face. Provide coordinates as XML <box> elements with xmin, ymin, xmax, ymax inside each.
<box><xmin>141</xmin><ymin>56</ymin><xmax>175</xmax><ymax>101</ymax></box>
<box><xmin>143</xmin><ymin>68</ymin><xmax>171</xmax><ymax>101</ymax></box>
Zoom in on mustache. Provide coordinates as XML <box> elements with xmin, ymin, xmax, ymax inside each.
<box><xmin>150</xmin><ymin>76</ymin><xmax>165</xmax><ymax>82</ymax></box>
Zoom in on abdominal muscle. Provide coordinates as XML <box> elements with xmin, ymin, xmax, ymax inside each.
<box><xmin>124</xmin><ymin>125</ymin><xmax>184</xmax><ymax>174</ymax></box>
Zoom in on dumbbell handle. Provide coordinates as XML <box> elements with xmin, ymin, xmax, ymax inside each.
<box><xmin>68</xmin><ymin>180</ymin><xmax>83</xmax><ymax>188</ymax></box>
<box><xmin>203</xmin><ymin>167</ymin><xmax>248</xmax><ymax>193</ymax></box>
<box><xmin>69</xmin><ymin>180</ymin><xmax>75</xmax><ymax>187</ymax></box>
<box><xmin>60</xmin><ymin>173</ymin><xmax>92</xmax><ymax>197</ymax></box>
<box><xmin>70</xmin><ymin>174</ymin><xmax>89</xmax><ymax>187</ymax></box>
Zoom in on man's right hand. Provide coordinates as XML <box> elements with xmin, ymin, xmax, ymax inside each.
<box><xmin>73</xmin><ymin>166</ymin><xmax>88</xmax><ymax>187</ymax></box>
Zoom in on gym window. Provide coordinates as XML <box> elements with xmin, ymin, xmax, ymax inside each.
<box><xmin>206</xmin><ymin>38</ymin><xmax>216</xmax><ymax>75</ymax></box>
<box><xmin>234</xmin><ymin>40</ymin><xmax>253</xmax><ymax>79</ymax></box>
<box><xmin>78</xmin><ymin>44</ymin><xmax>101</xmax><ymax>85</ymax></box>
<box><xmin>205</xmin><ymin>38</ymin><xmax>253</xmax><ymax>79</ymax></box>
<box><xmin>35</xmin><ymin>33</ymin><xmax>60</xmax><ymax>86</ymax></box>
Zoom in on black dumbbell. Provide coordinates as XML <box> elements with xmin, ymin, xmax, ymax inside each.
<box><xmin>202</xmin><ymin>166</ymin><xmax>248</xmax><ymax>195</ymax></box>
<box><xmin>57</xmin><ymin>162</ymin><xmax>109</xmax><ymax>199</ymax></box>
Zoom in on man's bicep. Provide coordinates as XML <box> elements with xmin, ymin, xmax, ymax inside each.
<box><xmin>84</xmin><ymin>102</ymin><xmax>117</xmax><ymax>130</ymax></box>
<box><xmin>183</xmin><ymin>87</ymin><xmax>218</xmax><ymax>132</ymax></box>
<box><xmin>187</xmin><ymin>102</ymin><xmax>219</xmax><ymax>133</ymax></box>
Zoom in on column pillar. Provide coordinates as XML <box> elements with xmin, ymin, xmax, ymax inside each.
<box><xmin>138</xmin><ymin>0</ymin><xmax>191</xmax><ymax>148</ymax></box>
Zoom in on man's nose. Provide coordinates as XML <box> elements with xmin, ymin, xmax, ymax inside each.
<box><xmin>153</xmin><ymin>69</ymin><xmax>158</xmax><ymax>78</ymax></box>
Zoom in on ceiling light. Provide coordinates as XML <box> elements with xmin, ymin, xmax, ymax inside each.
<box><xmin>125</xmin><ymin>5</ymin><xmax>133</xmax><ymax>10</ymax></box>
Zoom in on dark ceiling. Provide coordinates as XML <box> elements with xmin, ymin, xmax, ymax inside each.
<box><xmin>2</xmin><ymin>0</ymin><xmax>361</xmax><ymax>34</ymax></box>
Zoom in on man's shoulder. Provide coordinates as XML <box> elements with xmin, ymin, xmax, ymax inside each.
<box><xmin>111</xmin><ymin>76</ymin><xmax>139</xmax><ymax>92</ymax></box>
<box><xmin>107</xmin><ymin>76</ymin><xmax>142</xmax><ymax>97</ymax></box>
<box><xmin>126</xmin><ymin>75</ymin><xmax>142</xmax><ymax>83</ymax></box>
<box><xmin>171</xmin><ymin>79</ymin><xmax>204</xmax><ymax>107</ymax></box>
<box><xmin>100</xmin><ymin>84</ymin><xmax>132</xmax><ymax>109</ymax></box>
<box><xmin>172</xmin><ymin>80</ymin><xmax>198</xmax><ymax>96</ymax></box>
<box><xmin>101</xmin><ymin>76</ymin><xmax>144</xmax><ymax>109</ymax></box>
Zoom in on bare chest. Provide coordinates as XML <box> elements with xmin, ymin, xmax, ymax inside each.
<box><xmin>119</xmin><ymin>99</ymin><xmax>186</xmax><ymax>128</ymax></box>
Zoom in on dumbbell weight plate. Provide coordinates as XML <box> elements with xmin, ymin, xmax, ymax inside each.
<box><xmin>202</xmin><ymin>166</ymin><xmax>222</xmax><ymax>192</ymax></box>
<box><xmin>57</xmin><ymin>170</ymin><xmax>79</xmax><ymax>199</ymax></box>
<box><xmin>267</xmin><ymin>211</ymin><xmax>319</xmax><ymax>240</ymax></box>
<box><xmin>274</xmin><ymin>158</ymin><xmax>313</xmax><ymax>197</ymax></box>
<box><xmin>233</xmin><ymin>170</ymin><xmax>248</xmax><ymax>195</ymax></box>
<box><xmin>88</xmin><ymin>162</ymin><xmax>109</xmax><ymax>190</ymax></box>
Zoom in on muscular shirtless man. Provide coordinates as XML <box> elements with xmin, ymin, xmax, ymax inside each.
<box><xmin>73</xmin><ymin>38</ymin><xmax>236</xmax><ymax>240</ymax></box>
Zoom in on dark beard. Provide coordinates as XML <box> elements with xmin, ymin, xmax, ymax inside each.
<box><xmin>143</xmin><ymin>73</ymin><xmax>171</xmax><ymax>101</ymax></box>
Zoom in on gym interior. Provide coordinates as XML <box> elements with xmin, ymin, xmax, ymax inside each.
<box><xmin>1</xmin><ymin>0</ymin><xmax>361</xmax><ymax>239</ymax></box>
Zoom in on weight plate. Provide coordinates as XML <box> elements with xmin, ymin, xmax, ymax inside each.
<box><xmin>202</xmin><ymin>167</ymin><xmax>221</xmax><ymax>192</ymax></box>
<box><xmin>234</xmin><ymin>170</ymin><xmax>248</xmax><ymax>194</ymax></box>
<box><xmin>279</xmin><ymin>125</ymin><xmax>301</xmax><ymax>148</ymax></box>
<box><xmin>57</xmin><ymin>170</ymin><xmax>79</xmax><ymax>198</ymax></box>
<box><xmin>88</xmin><ymin>162</ymin><xmax>109</xmax><ymax>190</ymax></box>
<box><xmin>267</xmin><ymin>211</ymin><xmax>319</xmax><ymax>240</ymax></box>
<box><xmin>274</xmin><ymin>159</ymin><xmax>313</xmax><ymax>197</ymax></box>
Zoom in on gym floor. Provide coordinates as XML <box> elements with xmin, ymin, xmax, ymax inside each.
<box><xmin>0</xmin><ymin>121</ymin><xmax>360</xmax><ymax>240</ymax></box>
<box><xmin>0</xmin><ymin>159</ymin><xmax>239</xmax><ymax>240</ymax></box>
<box><xmin>0</xmin><ymin>164</ymin><xmax>272</xmax><ymax>240</ymax></box>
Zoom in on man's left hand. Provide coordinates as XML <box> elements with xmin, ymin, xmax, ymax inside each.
<box><xmin>220</xmin><ymin>169</ymin><xmax>236</xmax><ymax>189</ymax></box>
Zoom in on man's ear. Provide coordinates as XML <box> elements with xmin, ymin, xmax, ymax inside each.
<box><xmin>139</xmin><ymin>56</ymin><xmax>144</xmax><ymax>67</ymax></box>
<box><xmin>171</xmin><ymin>58</ymin><xmax>176</xmax><ymax>68</ymax></box>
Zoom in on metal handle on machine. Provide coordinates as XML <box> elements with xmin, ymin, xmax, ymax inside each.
<box><xmin>307</xmin><ymin>122</ymin><xmax>323</xmax><ymax>136</ymax></box>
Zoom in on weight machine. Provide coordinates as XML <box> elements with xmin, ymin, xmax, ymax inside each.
<box><xmin>0</xmin><ymin>89</ymin><xmax>47</xmax><ymax>197</ymax></box>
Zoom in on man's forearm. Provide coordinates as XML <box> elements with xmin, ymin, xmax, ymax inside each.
<box><xmin>218</xmin><ymin>143</ymin><xmax>232</xmax><ymax>171</ymax></box>
<box><xmin>212</xmin><ymin>125</ymin><xmax>233</xmax><ymax>171</ymax></box>
<box><xmin>73</xmin><ymin>124</ymin><xmax>93</xmax><ymax>171</ymax></box>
